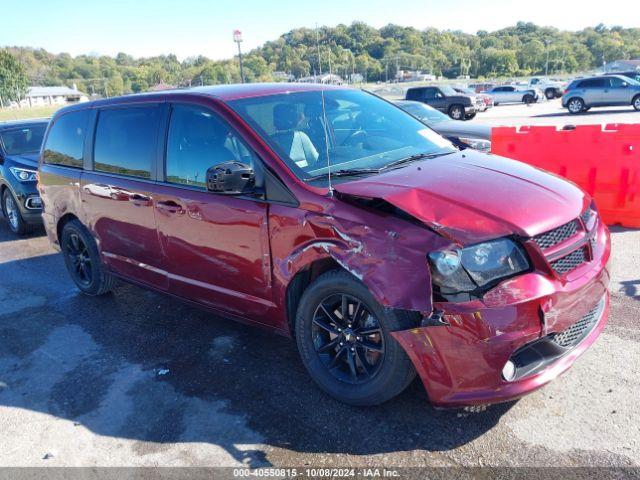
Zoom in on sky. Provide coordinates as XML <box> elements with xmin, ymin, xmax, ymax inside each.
<box><xmin>1</xmin><ymin>0</ymin><xmax>638</xmax><ymax>60</ymax></box>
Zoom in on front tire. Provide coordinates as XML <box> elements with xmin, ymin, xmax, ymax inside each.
<box><xmin>448</xmin><ymin>104</ymin><xmax>464</xmax><ymax>120</ymax></box>
<box><xmin>61</xmin><ymin>219</ymin><xmax>116</xmax><ymax>296</ymax></box>
<box><xmin>523</xmin><ymin>94</ymin><xmax>535</xmax><ymax>104</ymax></box>
<box><xmin>545</xmin><ymin>88</ymin><xmax>556</xmax><ymax>100</ymax></box>
<box><xmin>2</xmin><ymin>189</ymin><xmax>34</xmax><ymax>236</ymax></box>
<box><xmin>567</xmin><ymin>97</ymin><xmax>585</xmax><ymax>114</ymax></box>
<box><xmin>295</xmin><ymin>270</ymin><xmax>417</xmax><ymax>406</ymax></box>
<box><xmin>633</xmin><ymin>95</ymin><xmax>640</xmax><ymax>111</ymax></box>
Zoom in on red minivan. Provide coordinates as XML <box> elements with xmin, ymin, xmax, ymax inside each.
<box><xmin>38</xmin><ymin>84</ymin><xmax>611</xmax><ymax>407</ymax></box>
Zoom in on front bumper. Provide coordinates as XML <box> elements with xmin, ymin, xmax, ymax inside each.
<box><xmin>1</xmin><ymin>180</ymin><xmax>43</xmax><ymax>225</ymax></box>
<box><xmin>392</xmin><ymin>220</ymin><xmax>611</xmax><ymax>408</ymax></box>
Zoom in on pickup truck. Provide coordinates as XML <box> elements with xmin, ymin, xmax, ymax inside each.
<box><xmin>405</xmin><ymin>85</ymin><xmax>480</xmax><ymax>120</ymax></box>
<box><xmin>529</xmin><ymin>77</ymin><xmax>565</xmax><ymax>99</ymax></box>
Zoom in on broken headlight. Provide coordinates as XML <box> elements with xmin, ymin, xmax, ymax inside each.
<box><xmin>428</xmin><ymin>238</ymin><xmax>529</xmax><ymax>296</ymax></box>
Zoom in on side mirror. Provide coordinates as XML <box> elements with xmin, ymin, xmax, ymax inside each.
<box><xmin>206</xmin><ymin>161</ymin><xmax>255</xmax><ymax>195</ymax></box>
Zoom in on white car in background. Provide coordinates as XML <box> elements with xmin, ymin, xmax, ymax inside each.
<box><xmin>485</xmin><ymin>85</ymin><xmax>540</xmax><ymax>105</ymax></box>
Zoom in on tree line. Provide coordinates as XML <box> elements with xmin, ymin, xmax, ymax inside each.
<box><xmin>1</xmin><ymin>21</ymin><xmax>640</xmax><ymax>101</ymax></box>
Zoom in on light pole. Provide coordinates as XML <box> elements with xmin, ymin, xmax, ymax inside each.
<box><xmin>233</xmin><ymin>29</ymin><xmax>245</xmax><ymax>83</ymax></box>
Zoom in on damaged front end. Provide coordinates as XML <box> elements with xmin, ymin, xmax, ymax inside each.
<box><xmin>390</xmin><ymin>211</ymin><xmax>611</xmax><ymax>408</ymax></box>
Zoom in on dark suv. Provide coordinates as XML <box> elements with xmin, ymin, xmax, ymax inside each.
<box><xmin>38</xmin><ymin>84</ymin><xmax>610</xmax><ymax>407</ymax></box>
<box><xmin>0</xmin><ymin>119</ymin><xmax>48</xmax><ymax>235</ymax></box>
<box><xmin>405</xmin><ymin>86</ymin><xmax>478</xmax><ymax>120</ymax></box>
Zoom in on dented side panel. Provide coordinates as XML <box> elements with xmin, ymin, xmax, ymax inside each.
<box><xmin>268</xmin><ymin>199</ymin><xmax>452</xmax><ymax>327</ymax></box>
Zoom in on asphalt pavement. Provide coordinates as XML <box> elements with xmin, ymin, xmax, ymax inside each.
<box><xmin>0</xmin><ymin>215</ymin><xmax>638</xmax><ymax>469</ymax></box>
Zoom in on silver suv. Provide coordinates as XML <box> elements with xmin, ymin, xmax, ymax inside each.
<box><xmin>562</xmin><ymin>74</ymin><xmax>640</xmax><ymax>114</ymax></box>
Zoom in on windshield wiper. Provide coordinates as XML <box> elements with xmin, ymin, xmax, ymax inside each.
<box><xmin>380</xmin><ymin>151</ymin><xmax>455</xmax><ymax>171</ymax></box>
<box><xmin>305</xmin><ymin>168</ymin><xmax>381</xmax><ymax>182</ymax></box>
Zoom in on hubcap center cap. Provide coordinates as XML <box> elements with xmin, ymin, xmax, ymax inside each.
<box><xmin>343</xmin><ymin>329</ymin><xmax>356</xmax><ymax>343</ymax></box>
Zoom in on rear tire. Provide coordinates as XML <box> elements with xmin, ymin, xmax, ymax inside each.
<box><xmin>295</xmin><ymin>270</ymin><xmax>418</xmax><ymax>406</ymax></box>
<box><xmin>633</xmin><ymin>95</ymin><xmax>640</xmax><ymax>111</ymax></box>
<box><xmin>60</xmin><ymin>219</ymin><xmax>116</xmax><ymax>296</ymax></box>
<box><xmin>2</xmin><ymin>189</ymin><xmax>35</xmax><ymax>236</ymax></box>
<box><xmin>448</xmin><ymin>104</ymin><xmax>464</xmax><ymax>120</ymax></box>
<box><xmin>567</xmin><ymin>97</ymin><xmax>585</xmax><ymax>114</ymax></box>
<box><xmin>523</xmin><ymin>94</ymin><xmax>535</xmax><ymax>104</ymax></box>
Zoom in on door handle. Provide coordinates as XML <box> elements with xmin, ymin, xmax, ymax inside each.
<box><xmin>129</xmin><ymin>193</ymin><xmax>152</xmax><ymax>206</ymax></box>
<box><xmin>156</xmin><ymin>200</ymin><xmax>184</xmax><ymax>214</ymax></box>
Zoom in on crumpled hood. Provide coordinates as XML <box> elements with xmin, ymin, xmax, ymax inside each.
<box><xmin>334</xmin><ymin>150</ymin><xmax>587</xmax><ymax>244</ymax></box>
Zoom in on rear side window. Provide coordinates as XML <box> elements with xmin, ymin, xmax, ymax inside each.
<box><xmin>43</xmin><ymin>110</ymin><xmax>90</xmax><ymax>168</ymax></box>
<box><xmin>93</xmin><ymin>106</ymin><xmax>162</xmax><ymax>179</ymax></box>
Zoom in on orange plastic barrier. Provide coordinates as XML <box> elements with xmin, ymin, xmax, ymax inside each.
<box><xmin>491</xmin><ymin>124</ymin><xmax>640</xmax><ymax>228</ymax></box>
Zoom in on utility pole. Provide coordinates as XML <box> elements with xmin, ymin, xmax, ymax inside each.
<box><xmin>315</xmin><ymin>24</ymin><xmax>322</xmax><ymax>77</ymax></box>
<box><xmin>233</xmin><ymin>30</ymin><xmax>245</xmax><ymax>83</ymax></box>
<box><xmin>545</xmin><ymin>40</ymin><xmax>551</xmax><ymax>76</ymax></box>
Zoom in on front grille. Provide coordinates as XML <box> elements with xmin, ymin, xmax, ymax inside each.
<box><xmin>533</xmin><ymin>220</ymin><xmax>579</xmax><ymax>250</ymax></box>
<box><xmin>550</xmin><ymin>247</ymin><xmax>587</xmax><ymax>275</ymax></box>
<box><xmin>551</xmin><ymin>298</ymin><xmax>603</xmax><ymax>348</ymax></box>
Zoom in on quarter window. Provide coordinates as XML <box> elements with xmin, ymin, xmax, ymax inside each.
<box><xmin>43</xmin><ymin>110</ymin><xmax>90</xmax><ymax>168</ymax></box>
<box><xmin>93</xmin><ymin>106</ymin><xmax>162</xmax><ymax>179</ymax></box>
<box><xmin>165</xmin><ymin>104</ymin><xmax>254</xmax><ymax>189</ymax></box>
<box><xmin>608</xmin><ymin>77</ymin><xmax>626</xmax><ymax>87</ymax></box>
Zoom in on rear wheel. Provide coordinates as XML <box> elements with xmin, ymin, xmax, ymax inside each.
<box><xmin>295</xmin><ymin>270</ymin><xmax>417</xmax><ymax>406</ymax></box>
<box><xmin>448</xmin><ymin>104</ymin><xmax>464</xmax><ymax>120</ymax></box>
<box><xmin>61</xmin><ymin>219</ymin><xmax>116</xmax><ymax>295</ymax></box>
<box><xmin>2</xmin><ymin>189</ymin><xmax>34</xmax><ymax>236</ymax></box>
<box><xmin>523</xmin><ymin>94</ymin><xmax>535</xmax><ymax>104</ymax></box>
<box><xmin>567</xmin><ymin>97</ymin><xmax>585</xmax><ymax>114</ymax></box>
<box><xmin>633</xmin><ymin>95</ymin><xmax>640</xmax><ymax>111</ymax></box>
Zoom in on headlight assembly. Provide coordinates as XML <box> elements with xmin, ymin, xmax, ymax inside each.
<box><xmin>428</xmin><ymin>238</ymin><xmax>529</xmax><ymax>297</ymax></box>
<box><xmin>9</xmin><ymin>167</ymin><xmax>38</xmax><ymax>182</ymax></box>
<box><xmin>458</xmin><ymin>137</ymin><xmax>491</xmax><ymax>152</ymax></box>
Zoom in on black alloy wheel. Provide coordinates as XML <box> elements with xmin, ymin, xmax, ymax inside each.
<box><xmin>64</xmin><ymin>231</ymin><xmax>93</xmax><ymax>287</ymax></box>
<box><xmin>311</xmin><ymin>293</ymin><xmax>385</xmax><ymax>384</ymax></box>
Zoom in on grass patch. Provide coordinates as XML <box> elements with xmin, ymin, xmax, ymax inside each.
<box><xmin>0</xmin><ymin>105</ymin><xmax>61</xmax><ymax>122</ymax></box>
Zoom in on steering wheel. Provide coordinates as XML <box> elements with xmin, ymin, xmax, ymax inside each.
<box><xmin>342</xmin><ymin>129</ymin><xmax>368</xmax><ymax>147</ymax></box>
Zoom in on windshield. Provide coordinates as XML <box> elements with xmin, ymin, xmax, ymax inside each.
<box><xmin>0</xmin><ymin>125</ymin><xmax>47</xmax><ymax>155</ymax></box>
<box><xmin>228</xmin><ymin>89</ymin><xmax>455</xmax><ymax>185</ymax></box>
<box><xmin>396</xmin><ymin>102</ymin><xmax>449</xmax><ymax>124</ymax></box>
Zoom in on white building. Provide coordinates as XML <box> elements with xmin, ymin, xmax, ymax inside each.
<box><xmin>21</xmin><ymin>86</ymin><xmax>89</xmax><ymax>107</ymax></box>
